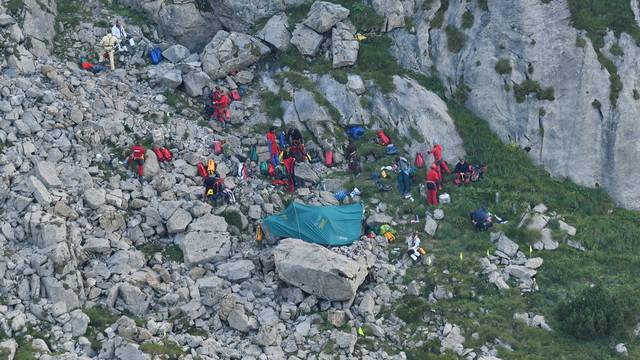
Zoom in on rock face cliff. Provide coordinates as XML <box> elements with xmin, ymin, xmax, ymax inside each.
<box><xmin>389</xmin><ymin>0</ymin><xmax>640</xmax><ymax>209</ymax></box>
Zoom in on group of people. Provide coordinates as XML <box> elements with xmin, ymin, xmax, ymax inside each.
<box><xmin>98</xmin><ymin>20</ymin><xmax>133</xmax><ymax>70</ymax></box>
<box><xmin>266</xmin><ymin>127</ymin><xmax>307</xmax><ymax>193</ymax></box>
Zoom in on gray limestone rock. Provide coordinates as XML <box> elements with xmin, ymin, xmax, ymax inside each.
<box><xmin>290</xmin><ymin>24</ymin><xmax>324</xmax><ymax>56</ymax></box>
<box><xmin>256</xmin><ymin>13</ymin><xmax>291</xmax><ymax>51</ymax></box>
<box><xmin>273</xmin><ymin>238</ymin><xmax>368</xmax><ymax>301</ymax></box>
<box><xmin>302</xmin><ymin>1</ymin><xmax>350</xmax><ymax>33</ymax></box>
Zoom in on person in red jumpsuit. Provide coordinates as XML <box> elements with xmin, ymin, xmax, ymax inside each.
<box><xmin>425</xmin><ymin>163</ymin><xmax>441</xmax><ymax>206</ymax></box>
<box><xmin>266</xmin><ymin>127</ymin><xmax>279</xmax><ymax>165</ymax></box>
<box><xmin>213</xmin><ymin>89</ymin><xmax>231</xmax><ymax>126</ymax></box>
<box><xmin>283</xmin><ymin>147</ymin><xmax>296</xmax><ymax>193</ymax></box>
<box><xmin>428</xmin><ymin>139</ymin><xmax>450</xmax><ymax>188</ymax></box>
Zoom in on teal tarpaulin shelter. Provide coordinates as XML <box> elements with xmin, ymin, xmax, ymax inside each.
<box><xmin>262</xmin><ymin>202</ymin><xmax>364</xmax><ymax>246</ymax></box>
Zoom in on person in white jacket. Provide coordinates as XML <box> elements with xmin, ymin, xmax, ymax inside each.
<box><xmin>111</xmin><ymin>20</ymin><xmax>128</xmax><ymax>52</ymax></box>
<box><xmin>407</xmin><ymin>232</ymin><xmax>421</xmax><ymax>262</ymax></box>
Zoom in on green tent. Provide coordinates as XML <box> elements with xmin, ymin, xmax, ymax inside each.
<box><xmin>262</xmin><ymin>202</ymin><xmax>364</xmax><ymax>246</ymax></box>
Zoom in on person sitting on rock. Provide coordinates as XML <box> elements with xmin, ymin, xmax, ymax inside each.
<box><xmin>470</xmin><ymin>206</ymin><xmax>493</xmax><ymax>231</ymax></box>
<box><xmin>454</xmin><ymin>158</ymin><xmax>472</xmax><ymax>186</ymax></box>
<box><xmin>407</xmin><ymin>232</ymin><xmax>422</xmax><ymax>262</ymax></box>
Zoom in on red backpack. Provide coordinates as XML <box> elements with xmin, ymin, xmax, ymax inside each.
<box><xmin>325</xmin><ymin>149</ymin><xmax>334</xmax><ymax>167</ymax></box>
<box><xmin>415</xmin><ymin>152</ymin><xmax>425</xmax><ymax>168</ymax></box>
<box><xmin>230</xmin><ymin>89</ymin><xmax>241</xmax><ymax>101</ymax></box>
<box><xmin>267</xmin><ymin>162</ymin><xmax>276</xmax><ymax>177</ymax></box>
<box><xmin>377</xmin><ymin>130</ymin><xmax>391</xmax><ymax>146</ymax></box>
<box><xmin>213</xmin><ymin>141</ymin><xmax>223</xmax><ymax>155</ymax></box>
<box><xmin>161</xmin><ymin>147</ymin><xmax>172</xmax><ymax>161</ymax></box>
<box><xmin>197</xmin><ymin>162</ymin><xmax>208</xmax><ymax>178</ymax></box>
<box><xmin>131</xmin><ymin>145</ymin><xmax>145</xmax><ymax>160</ymax></box>
<box><xmin>153</xmin><ymin>147</ymin><xmax>165</xmax><ymax>162</ymax></box>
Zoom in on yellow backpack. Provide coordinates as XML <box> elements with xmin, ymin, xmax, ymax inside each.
<box><xmin>207</xmin><ymin>159</ymin><xmax>216</xmax><ymax>174</ymax></box>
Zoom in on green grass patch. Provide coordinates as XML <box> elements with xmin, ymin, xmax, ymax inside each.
<box><xmin>260</xmin><ymin>90</ymin><xmax>290</xmax><ymax>120</ymax></box>
<box><xmin>353</xmin><ymin>35</ymin><xmax>401</xmax><ymax>93</ymax></box>
<box><xmin>609</xmin><ymin>42</ymin><xmax>624</xmax><ymax>57</ymax></box>
<box><xmin>334</xmin><ymin>0</ymin><xmax>384</xmax><ymax>31</ymax></box>
<box><xmin>462</xmin><ymin>10</ymin><xmax>474</xmax><ymax>29</ymax></box>
<box><xmin>478</xmin><ymin>0</ymin><xmax>488</xmax><ymax>11</ymax></box>
<box><xmin>100</xmin><ymin>0</ymin><xmax>149</xmax><ymax>26</ymax></box>
<box><xmin>513</xmin><ymin>80</ymin><xmax>555</xmax><ymax>103</ymax></box>
<box><xmin>445</xmin><ymin>25</ymin><xmax>466</xmax><ymax>53</ymax></box>
<box><xmin>224</xmin><ymin>210</ymin><xmax>244</xmax><ymax>229</ymax></box>
<box><xmin>6</xmin><ymin>0</ymin><xmax>24</xmax><ymax>15</ymax></box>
<box><xmin>138</xmin><ymin>243</ymin><xmax>183</xmax><ymax>262</ymax></box>
<box><xmin>139</xmin><ymin>340</ymin><xmax>185</xmax><ymax>359</ymax></box>
<box><xmin>430</xmin><ymin>0</ymin><xmax>449</xmax><ymax>28</ymax></box>
<box><xmin>494</xmin><ymin>58</ymin><xmax>511</xmax><ymax>75</ymax></box>
<box><xmin>566</xmin><ymin>0</ymin><xmax>640</xmax><ymax>106</ymax></box>
<box><xmin>276</xmin><ymin>71</ymin><xmax>342</xmax><ymax>122</ymax></box>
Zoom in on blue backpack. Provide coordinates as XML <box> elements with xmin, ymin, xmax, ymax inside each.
<box><xmin>346</xmin><ymin>126</ymin><xmax>365</xmax><ymax>140</ymax></box>
<box><xmin>385</xmin><ymin>144</ymin><xmax>398</xmax><ymax>155</ymax></box>
<box><xmin>278</xmin><ymin>132</ymin><xmax>286</xmax><ymax>149</ymax></box>
<box><xmin>335</xmin><ymin>191</ymin><xmax>348</xmax><ymax>202</ymax></box>
<box><xmin>149</xmin><ymin>48</ymin><xmax>162</xmax><ymax>65</ymax></box>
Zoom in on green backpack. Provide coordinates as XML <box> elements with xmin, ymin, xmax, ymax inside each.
<box><xmin>249</xmin><ymin>144</ymin><xmax>258</xmax><ymax>162</ymax></box>
<box><xmin>260</xmin><ymin>161</ymin><xmax>270</xmax><ymax>176</ymax></box>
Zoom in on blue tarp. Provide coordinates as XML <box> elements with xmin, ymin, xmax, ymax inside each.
<box><xmin>262</xmin><ymin>202</ymin><xmax>364</xmax><ymax>246</ymax></box>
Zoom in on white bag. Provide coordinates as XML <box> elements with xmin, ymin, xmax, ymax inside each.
<box><xmin>439</xmin><ymin>193</ymin><xmax>451</xmax><ymax>204</ymax></box>
<box><xmin>129</xmin><ymin>38</ymin><xmax>136</xmax><ymax>47</ymax></box>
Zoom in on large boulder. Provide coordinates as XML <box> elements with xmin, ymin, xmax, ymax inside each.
<box><xmin>143</xmin><ymin>149</ymin><xmax>161</xmax><ymax>178</ymax></box>
<box><xmin>201</xmin><ymin>31</ymin><xmax>270</xmax><ymax>80</ymax></box>
<box><xmin>34</xmin><ymin>161</ymin><xmax>62</xmax><ymax>188</ymax></box>
<box><xmin>180</xmin><ymin>231</ymin><xmax>231</xmax><ymax>267</ymax></box>
<box><xmin>162</xmin><ymin>44</ymin><xmax>191</xmax><ymax>63</ymax></box>
<box><xmin>183</xmin><ymin>70</ymin><xmax>212</xmax><ymax>97</ymax></box>
<box><xmin>372</xmin><ymin>76</ymin><xmax>466</xmax><ymax>161</ymax></box>
<box><xmin>273</xmin><ymin>238</ymin><xmax>368</xmax><ymax>301</ymax></box>
<box><xmin>302</xmin><ymin>1</ymin><xmax>350</xmax><ymax>33</ymax></box>
<box><xmin>370</xmin><ymin>0</ymin><xmax>406</xmax><ymax>32</ymax></box>
<box><xmin>166</xmin><ymin>208</ymin><xmax>193</xmax><ymax>234</ymax></box>
<box><xmin>256</xmin><ymin>13</ymin><xmax>291</xmax><ymax>51</ymax></box>
<box><xmin>290</xmin><ymin>24</ymin><xmax>324</xmax><ymax>56</ymax></box>
<box><xmin>331</xmin><ymin>22</ymin><xmax>359</xmax><ymax>68</ymax></box>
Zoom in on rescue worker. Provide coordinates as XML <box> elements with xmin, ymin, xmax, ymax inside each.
<box><xmin>204</xmin><ymin>173</ymin><xmax>223</xmax><ymax>206</ymax></box>
<box><xmin>426</xmin><ymin>163</ymin><xmax>441</xmax><ymax>206</ymax></box>
<box><xmin>126</xmin><ymin>145</ymin><xmax>145</xmax><ymax>177</ymax></box>
<box><xmin>428</xmin><ymin>139</ymin><xmax>450</xmax><ymax>187</ymax></box>
<box><xmin>454</xmin><ymin>158</ymin><xmax>472</xmax><ymax>186</ymax></box>
<box><xmin>213</xmin><ymin>88</ymin><xmax>231</xmax><ymax>126</ymax></box>
<box><xmin>99</xmin><ymin>32</ymin><xmax>119</xmax><ymax>70</ymax></box>
<box><xmin>266</xmin><ymin>127</ymin><xmax>279</xmax><ymax>165</ymax></box>
<box><xmin>283</xmin><ymin>154</ymin><xmax>296</xmax><ymax>193</ymax></box>
<box><xmin>111</xmin><ymin>20</ymin><xmax>128</xmax><ymax>52</ymax></box>
<box><xmin>287</xmin><ymin>127</ymin><xmax>305</xmax><ymax>161</ymax></box>
<box><xmin>394</xmin><ymin>156</ymin><xmax>413</xmax><ymax>200</ymax></box>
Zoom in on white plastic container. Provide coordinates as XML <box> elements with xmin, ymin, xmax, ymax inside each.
<box><xmin>439</xmin><ymin>193</ymin><xmax>451</xmax><ymax>204</ymax></box>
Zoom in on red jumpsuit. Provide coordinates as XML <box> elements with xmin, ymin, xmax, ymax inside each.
<box><xmin>430</xmin><ymin>144</ymin><xmax>451</xmax><ymax>179</ymax></box>
<box><xmin>214</xmin><ymin>93</ymin><xmax>231</xmax><ymax>124</ymax></box>
<box><xmin>426</xmin><ymin>166</ymin><xmax>441</xmax><ymax>206</ymax></box>
<box><xmin>267</xmin><ymin>131</ymin><xmax>279</xmax><ymax>164</ymax></box>
<box><xmin>283</xmin><ymin>157</ymin><xmax>296</xmax><ymax>193</ymax></box>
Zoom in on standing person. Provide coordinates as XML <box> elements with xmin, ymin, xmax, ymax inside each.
<box><xmin>394</xmin><ymin>156</ymin><xmax>413</xmax><ymax>200</ymax></box>
<box><xmin>99</xmin><ymin>32</ymin><xmax>119</xmax><ymax>70</ymax></box>
<box><xmin>213</xmin><ymin>88</ymin><xmax>231</xmax><ymax>126</ymax></box>
<box><xmin>426</xmin><ymin>163</ymin><xmax>440</xmax><ymax>206</ymax></box>
<box><xmin>283</xmin><ymin>155</ymin><xmax>296</xmax><ymax>193</ymax></box>
<box><xmin>428</xmin><ymin>139</ymin><xmax>450</xmax><ymax>188</ymax></box>
<box><xmin>111</xmin><ymin>20</ymin><xmax>128</xmax><ymax>52</ymax></box>
<box><xmin>346</xmin><ymin>141</ymin><xmax>360</xmax><ymax>174</ymax></box>
<box><xmin>266</xmin><ymin>127</ymin><xmax>279</xmax><ymax>165</ymax></box>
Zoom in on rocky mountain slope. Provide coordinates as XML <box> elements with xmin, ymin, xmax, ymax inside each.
<box><xmin>390</xmin><ymin>0</ymin><xmax>640</xmax><ymax>210</ymax></box>
<box><xmin>1</xmin><ymin>0</ymin><xmax>640</xmax><ymax>359</ymax></box>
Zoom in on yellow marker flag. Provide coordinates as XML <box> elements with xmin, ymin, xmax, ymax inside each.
<box><xmin>529</xmin><ymin>245</ymin><xmax>533</xmax><ymax>255</ymax></box>
<box><xmin>390</xmin><ymin>265</ymin><xmax>396</xmax><ymax>273</ymax></box>
<box><xmin>427</xmin><ymin>257</ymin><xmax>432</xmax><ymax>266</ymax></box>
<box><xmin>486</xmin><ymin>249</ymin><xmax>490</xmax><ymax>257</ymax></box>
<box><xmin>358</xmin><ymin>327</ymin><xmax>365</xmax><ymax>336</ymax></box>
<box><xmin>459</xmin><ymin>252</ymin><xmax>464</xmax><ymax>261</ymax></box>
